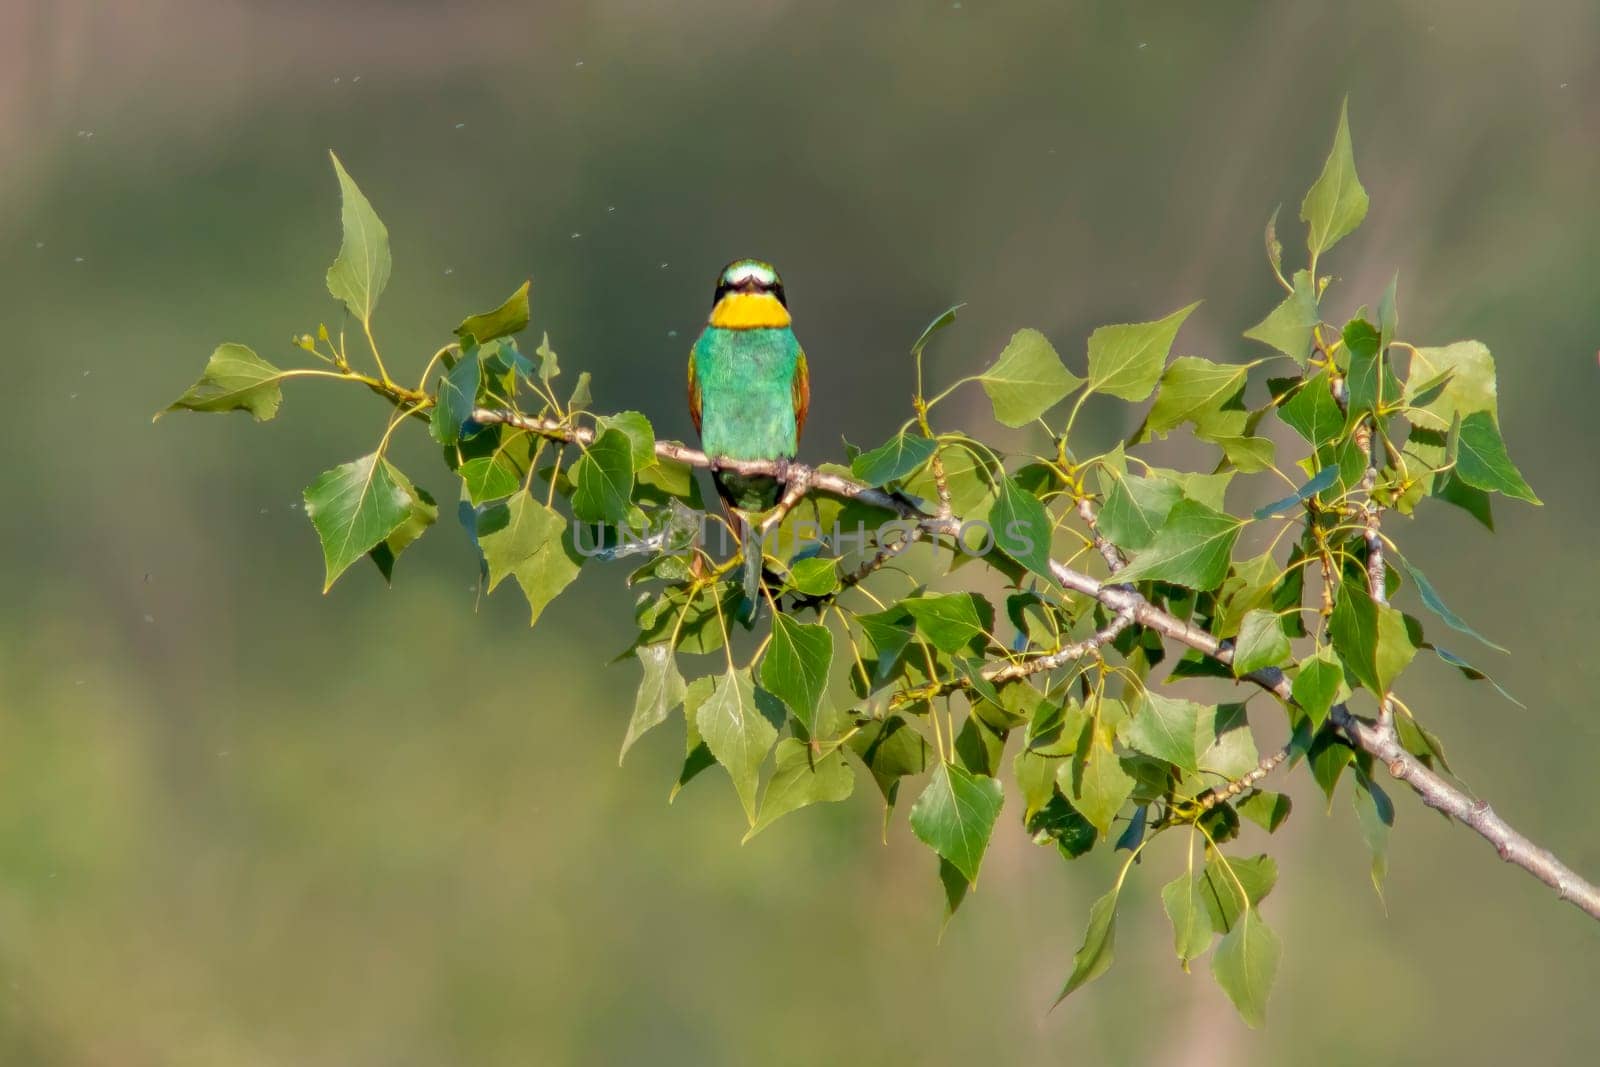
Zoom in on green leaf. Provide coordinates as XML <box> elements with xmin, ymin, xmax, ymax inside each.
<box><xmin>478</xmin><ymin>491</ymin><xmax>583</xmax><ymax>624</ymax></box>
<box><xmin>849</xmin><ymin>715</ymin><xmax>931</xmax><ymax>813</ymax></box>
<box><xmin>1086</xmin><ymin>302</ymin><xmax>1200</xmax><ymax>402</ymax></box>
<box><xmin>1454</xmin><ymin>410</ymin><xmax>1539</xmax><ymax>504</ymax></box>
<box><xmin>850</xmin><ymin>432</ymin><xmax>937</xmax><ymax>487</ymax></box>
<box><xmin>1112</xmin><ymin>500</ymin><xmax>1244</xmax><ymax>591</ymax></box>
<box><xmin>1393</xmin><ymin>553</ymin><xmax>1507</xmax><ymax>653</ymax></box>
<box><xmin>369</xmin><ymin>471</ymin><xmax>437</xmax><ymax>582</ymax></box>
<box><xmin>430</xmin><ymin>344</ymin><xmax>481</xmax><ymax>445</ymax></box>
<box><xmin>571</xmin><ymin>428</ymin><xmax>635</xmax><ymax>524</ymax></box>
<box><xmin>458</xmin><ymin>453</ymin><xmax>524</xmax><ymax>506</ymax></box>
<box><xmin>1308</xmin><ymin>730</ymin><xmax>1356</xmax><ymax>804</ymax></box>
<box><xmin>621</xmin><ymin>644</ymin><xmax>686</xmax><ymax>763</ymax></box>
<box><xmin>1025</xmin><ymin>792</ymin><xmax>1098</xmax><ymax>859</ymax></box>
<box><xmin>1199</xmin><ymin>853</ymin><xmax>1277</xmax><ymax>933</ymax></box>
<box><xmin>759</xmin><ymin>615</ymin><xmax>833</xmax><ymax>733</ymax></box>
<box><xmin>1278</xmin><ymin>371</ymin><xmax>1345</xmax><ymax>447</ymax></box>
<box><xmin>988</xmin><ymin>475</ymin><xmax>1056</xmax><ymax>582</ymax></box>
<box><xmin>1351</xmin><ymin>765</ymin><xmax>1395</xmax><ymax>897</ymax></box>
<box><xmin>1343</xmin><ymin>316</ymin><xmax>1398</xmax><ymax>418</ymax></box>
<box><xmin>302</xmin><ymin>453</ymin><xmax>414</xmax><ymax>592</ymax></box>
<box><xmin>1215</xmin><ymin>436</ymin><xmax>1276</xmax><ymax>474</ymax></box>
<box><xmin>696</xmin><ymin>668</ymin><xmax>780</xmax><ymax>824</ymax></box>
<box><xmin>598</xmin><ymin>411</ymin><xmax>657</xmax><ymax>470</ymax></box>
<box><xmin>1301</xmin><ymin>98</ymin><xmax>1369</xmax><ymax>257</ymax></box>
<box><xmin>1065</xmin><ymin>730</ymin><xmax>1135</xmax><ymax>835</ymax></box>
<box><xmin>160</xmin><ymin>343</ymin><xmax>285</xmax><ymax>421</ymax></box>
<box><xmin>1243</xmin><ymin>269</ymin><xmax>1319</xmax><ymax>365</ymax></box>
<box><xmin>979</xmin><ymin>328</ymin><xmax>1084</xmax><ymax>426</ymax></box>
<box><xmin>1096</xmin><ymin>471</ymin><xmax>1182</xmax><ymax>552</ymax></box>
<box><xmin>744</xmin><ymin>738</ymin><xmax>854</xmax><ymax>842</ymax></box>
<box><xmin>1252</xmin><ymin>464</ymin><xmax>1339</xmax><ymax>519</ymax></box>
<box><xmin>1329</xmin><ymin>581</ymin><xmax>1416</xmax><ymax>695</ymax></box>
<box><xmin>567</xmin><ymin>370</ymin><xmax>593</xmax><ymax>413</ymax></box>
<box><xmin>1232</xmin><ymin>610</ymin><xmax>1290</xmax><ymax>675</ymax></box>
<box><xmin>455</xmin><ymin>280</ymin><xmax>531</xmax><ymax>344</ymax></box>
<box><xmin>1199</xmin><ymin>704</ymin><xmax>1259</xmax><ymax>781</ymax></box>
<box><xmin>1212</xmin><ymin>909</ymin><xmax>1280</xmax><ymax>1028</ymax></box>
<box><xmin>1433</xmin><ymin>646</ymin><xmax>1525</xmax><ymax>709</ymax></box>
<box><xmin>1161</xmin><ymin>874</ymin><xmax>1215</xmax><ymax>971</ymax></box>
<box><xmin>1054</xmin><ymin>888</ymin><xmax>1119</xmax><ymax>1005</ymax></box>
<box><xmin>1264</xmin><ymin>205</ymin><xmax>1283</xmax><ymax>277</ymax></box>
<box><xmin>671</xmin><ymin>676</ymin><xmax>717</xmax><ymax>801</ymax></box>
<box><xmin>534</xmin><ymin>332</ymin><xmax>560</xmax><ymax>385</ymax></box>
<box><xmin>1120</xmin><ymin>691</ymin><xmax>1210</xmax><ymax>774</ymax></box>
<box><xmin>1142</xmin><ymin>357</ymin><xmax>1250</xmax><ymax>440</ymax></box>
<box><xmin>324</xmin><ymin>152</ymin><xmax>391</xmax><ymax>324</ymax></box>
<box><xmin>1291</xmin><ymin>648</ymin><xmax>1346</xmax><ymax>731</ymax></box>
<box><xmin>908</xmin><ymin>762</ymin><xmax>1004</xmax><ymax>883</ymax></box>
<box><xmin>784</xmin><ymin>557</ymin><xmax>839</xmax><ymax>597</ymax></box>
<box><xmin>1405</xmin><ymin>340</ymin><xmax>1498</xmax><ymax>430</ymax></box>
<box><xmin>901</xmin><ymin>593</ymin><xmax>989</xmax><ymax>654</ymax></box>
<box><xmin>1237</xmin><ymin>790</ymin><xmax>1292</xmax><ymax>833</ymax></box>
<box><xmin>1379</xmin><ymin>273</ymin><xmax>1399</xmax><ymax>350</ymax></box>
<box><xmin>911</xmin><ymin>302</ymin><xmax>965</xmax><ymax>356</ymax></box>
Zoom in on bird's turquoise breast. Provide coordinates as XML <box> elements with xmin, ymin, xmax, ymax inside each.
<box><xmin>692</xmin><ymin>326</ymin><xmax>801</xmax><ymax>463</ymax></box>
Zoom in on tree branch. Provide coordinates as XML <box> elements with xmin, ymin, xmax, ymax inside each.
<box><xmin>468</xmin><ymin>405</ymin><xmax>1600</xmax><ymax>922</ymax></box>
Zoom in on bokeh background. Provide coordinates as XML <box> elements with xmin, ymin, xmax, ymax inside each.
<box><xmin>3</xmin><ymin>1</ymin><xmax>1599</xmax><ymax>1063</ymax></box>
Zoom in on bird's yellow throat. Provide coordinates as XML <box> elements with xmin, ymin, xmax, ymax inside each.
<box><xmin>708</xmin><ymin>292</ymin><xmax>792</xmax><ymax>329</ymax></box>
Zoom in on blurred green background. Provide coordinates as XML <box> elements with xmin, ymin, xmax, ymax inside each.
<box><xmin>3</xmin><ymin>1</ymin><xmax>1598</xmax><ymax>1063</ymax></box>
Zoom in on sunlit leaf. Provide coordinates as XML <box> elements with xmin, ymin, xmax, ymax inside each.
<box><xmin>850</xmin><ymin>432</ymin><xmax>937</xmax><ymax>487</ymax></box>
<box><xmin>1120</xmin><ymin>690</ymin><xmax>1211</xmax><ymax>774</ymax></box>
<box><xmin>1232</xmin><ymin>609</ymin><xmax>1290</xmax><ymax>675</ymax></box>
<box><xmin>1237</xmin><ymin>790</ymin><xmax>1292</xmax><ymax>833</ymax></box>
<box><xmin>1291</xmin><ymin>648</ymin><xmax>1346</xmax><ymax>731</ymax></box>
<box><xmin>160</xmin><ymin>343</ymin><xmax>284</xmax><ymax>421</ymax></box>
<box><xmin>1086</xmin><ymin>302</ymin><xmax>1200</xmax><ymax>402</ymax></box>
<box><xmin>325</xmin><ymin>152</ymin><xmax>391</xmax><ymax>323</ymax></box>
<box><xmin>1329</xmin><ymin>581</ymin><xmax>1416</xmax><ymax>695</ymax></box>
<box><xmin>988</xmin><ymin>474</ymin><xmax>1056</xmax><ymax>582</ymax></box>
<box><xmin>696</xmin><ymin>667</ymin><xmax>781</xmax><ymax>824</ymax></box>
<box><xmin>303</xmin><ymin>453</ymin><xmax>414</xmax><ymax>592</ymax></box>
<box><xmin>902</xmin><ymin>593</ymin><xmax>989</xmax><ymax>654</ymax></box>
<box><xmin>1162</xmin><ymin>874</ymin><xmax>1214</xmax><ymax>970</ymax></box>
<box><xmin>1243</xmin><ymin>269</ymin><xmax>1319</xmax><ymax>365</ymax></box>
<box><xmin>744</xmin><ymin>738</ymin><xmax>854</xmax><ymax>842</ymax></box>
<box><xmin>571</xmin><ymin>428</ymin><xmax>635</xmax><ymax>524</ymax></box>
<box><xmin>455</xmin><ymin>280</ymin><xmax>531</xmax><ymax>344</ymax></box>
<box><xmin>621</xmin><ymin>644</ymin><xmax>686</xmax><ymax>763</ymax></box>
<box><xmin>980</xmin><ymin>328</ymin><xmax>1084</xmax><ymax>426</ymax></box>
<box><xmin>909</xmin><ymin>762</ymin><xmax>1004</xmax><ymax>883</ymax></box>
<box><xmin>1112</xmin><ymin>500</ymin><xmax>1244</xmax><ymax>591</ymax></box>
<box><xmin>760</xmin><ymin>614</ymin><xmax>833</xmax><ymax>733</ymax></box>
<box><xmin>478</xmin><ymin>490</ymin><xmax>583</xmax><ymax>624</ymax></box>
<box><xmin>911</xmin><ymin>302</ymin><xmax>965</xmax><ymax>357</ymax></box>
<box><xmin>1212</xmin><ymin>908</ymin><xmax>1280</xmax><ymax>1028</ymax></box>
<box><xmin>1054</xmin><ymin>887</ymin><xmax>1120</xmax><ymax>1005</ymax></box>
<box><xmin>1351</xmin><ymin>764</ymin><xmax>1395</xmax><ymax>897</ymax></box>
<box><xmin>1300</xmin><ymin>98</ymin><xmax>1368</xmax><ymax>256</ymax></box>
<box><xmin>1454</xmin><ymin>410</ymin><xmax>1539</xmax><ymax>504</ymax></box>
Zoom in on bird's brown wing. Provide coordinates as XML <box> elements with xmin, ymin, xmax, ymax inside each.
<box><xmin>793</xmin><ymin>348</ymin><xmax>810</xmax><ymax>443</ymax></box>
<box><xmin>687</xmin><ymin>350</ymin><xmax>702</xmax><ymax>436</ymax></box>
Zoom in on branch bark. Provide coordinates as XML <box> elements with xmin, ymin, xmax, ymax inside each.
<box><xmin>470</xmin><ymin>405</ymin><xmax>1600</xmax><ymax>922</ymax></box>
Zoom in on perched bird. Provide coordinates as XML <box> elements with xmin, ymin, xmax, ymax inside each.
<box><xmin>687</xmin><ymin>258</ymin><xmax>810</xmax><ymax>600</ymax></box>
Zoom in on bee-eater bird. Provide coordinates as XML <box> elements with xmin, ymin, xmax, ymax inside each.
<box><xmin>687</xmin><ymin>258</ymin><xmax>810</xmax><ymax>599</ymax></box>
